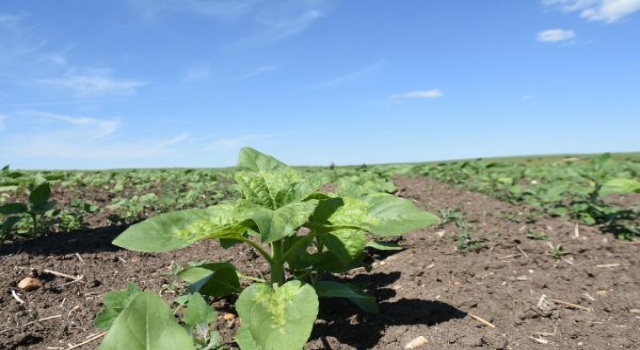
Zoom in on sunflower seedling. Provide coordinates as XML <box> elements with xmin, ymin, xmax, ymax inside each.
<box><xmin>98</xmin><ymin>147</ymin><xmax>438</xmax><ymax>350</ymax></box>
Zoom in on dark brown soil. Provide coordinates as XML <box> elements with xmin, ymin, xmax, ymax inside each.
<box><xmin>2</xmin><ymin>176</ymin><xmax>639</xmax><ymax>350</ymax></box>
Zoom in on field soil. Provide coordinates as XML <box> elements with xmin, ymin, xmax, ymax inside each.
<box><xmin>1</xmin><ymin>176</ymin><xmax>639</xmax><ymax>350</ymax></box>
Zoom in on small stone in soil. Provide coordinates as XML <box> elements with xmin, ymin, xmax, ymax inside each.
<box><xmin>18</xmin><ymin>277</ymin><xmax>42</xmax><ymax>291</ymax></box>
<box><xmin>404</xmin><ymin>335</ymin><xmax>428</xmax><ymax>349</ymax></box>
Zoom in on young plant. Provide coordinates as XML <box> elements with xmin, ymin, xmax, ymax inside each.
<box><xmin>547</xmin><ymin>243</ymin><xmax>569</xmax><ymax>259</ymax></box>
<box><xmin>0</xmin><ymin>182</ymin><xmax>56</xmax><ymax>238</ymax></box>
<box><xmin>100</xmin><ymin>148</ymin><xmax>438</xmax><ymax>350</ymax></box>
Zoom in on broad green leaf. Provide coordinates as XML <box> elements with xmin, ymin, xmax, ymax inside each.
<box><xmin>182</xmin><ymin>293</ymin><xmax>217</xmax><ymax>327</ymax></box>
<box><xmin>32</xmin><ymin>200</ymin><xmax>56</xmax><ymax>213</ymax></box>
<box><xmin>236</xmin><ymin>281</ymin><xmax>318</xmax><ymax>350</ymax></box>
<box><xmin>178</xmin><ymin>263</ymin><xmax>241</xmax><ymax>297</ymax></box>
<box><xmin>315</xmin><ymin>281</ymin><xmax>379</xmax><ymax>314</ymax></box>
<box><xmin>363</xmin><ymin>193</ymin><xmax>439</xmax><ymax>237</ymax></box>
<box><xmin>98</xmin><ymin>292</ymin><xmax>196</xmax><ymax>350</ymax></box>
<box><xmin>0</xmin><ymin>202</ymin><xmax>28</xmax><ymax>215</ymax></box>
<box><xmin>0</xmin><ymin>185</ymin><xmax>18</xmax><ymax>193</ymax></box>
<box><xmin>29</xmin><ymin>182</ymin><xmax>51</xmax><ymax>207</ymax></box>
<box><xmin>249</xmin><ymin>200</ymin><xmax>318</xmax><ymax>243</ymax></box>
<box><xmin>113</xmin><ymin>205</ymin><xmax>247</xmax><ymax>252</ymax></box>
<box><xmin>237</xmin><ymin>147</ymin><xmax>288</xmax><ymax>172</ymax></box>
<box><xmin>601</xmin><ymin>178</ymin><xmax>640</xmax><ymax>194</ymax></box>
<box><xmin>366</xmin><ymin>240</ymin><xmax>403</xmax><ymax>251</ymax></box>
<box><xmin>235</xmin><ymin>169</ymin><xmax>300</xmax><ymax>209</ymax></box>
<box><xmin>235</xmin><ymin>149</ymin><xmax>324</xmax><ymax>209</ymax></box>
<box><xmin>95</xmin><ymin>283</ymin><xmax>141</xmax><ymax>331</ymax></box>
<box><xmin>320</xmin><ymin>229</ymin><xmax>367</xmax><ymax>266</ymax></box>
<box><xmin>312</xmin><ymin>197</ymin><xmax>374</xmax><ymax>232</ymax></box>
<box><xmin>236</xmin><ymin>325</ymin><xmax>259</xmax><ymax>350</ymax></box>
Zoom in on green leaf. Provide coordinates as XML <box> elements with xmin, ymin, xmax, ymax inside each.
<box><xmin>236</xmin><ymin>281</ymin><xmax>318</xmax><ymax>350</ymax></box>
<box><xmin>98</xmin><ymin>292</ymin><xmax>196</xmax><ymax>350</ymax></box>
<box><xmin>29</xmin><ymin>182</ymin><xmax>51</xmax><ymax>207</ymax></box>
<box><xmin>0</xmin><ymin>185</ymin><xmax>18</xmax><ymax>193</ymax></box>
<box><xmin>113</xmin><ymin>205</ymin><xmax>247</xmax><ymax>252</ymax></box>
<box><xmin>601</xmin><ymin>178</ymin><xmax>640</xmax><ymax>195</ymax></box>
<box><xmin>235</xmin><ymin>169</ymin><xmax>301</xmax><ymax>209</ymax></box>
<box><xmin>363</xmin><ymin>194</ymin><xmax>439</xmax><ymax>237</ymax></box>
<box><xmin>0</xmin><ymin>203</ymin><xmax>28</xmax><ymax>215</ymax></box>
<box><xmin>237</xmin><ymin>147</ymin><xmax>288</xmax><ymax>172</ymax></box>
<box><xmin>178</xmin><ymin>263</ymin><xmax>241</xmax><ymax>297</ymax></box>
<box><xmin>235</xmin><ymin>148</ymin><xmax>323</xmax><ymax>209</ymax></box>
<box><xmin>366</xmin><ymin>240</ymin><xmax>403</xmax><ymax>251</ymax></box>
<box><xmin>315</xmin><ymin>281</ymin><xmax>379</xmax><ymax>314</ymax></box>
<box><xmin>94</xmin><ymin>283</ymin><xmax>141</xmax><ymax>331</ymax></box>
<box><xmin>236</xmin><ymin>325</ymin><xmax>259</xmax><ymax>350</ymax></box>
<box><xmin>182</xmin><ymin>293</ymin><xmax>217</xmax><ymax>327</ymax></box>
<box><xmin>320</xmin><ymin>229</ymin><xmax>367</xmax><ymax>266</ymax></box>
<box><xmin>249</xmin><ymin>200</ymin><xmax>318</xmax><ymax>243</ymax></box>
<box><xmin>312</xmin><ymin>197</ymin><xmax>374</xmax><ymax>232</ymax></box>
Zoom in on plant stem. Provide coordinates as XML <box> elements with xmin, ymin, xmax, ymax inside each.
<box><xmin>270</xmin><ymin>241</ymin><xmax>285</xmax><ymax>286</ymax></box>
<box><xmin>238</xmin><ymin>237</ymin><xmax>274</xmax><ymax>265</ymax></box>
<box><xmin>30</xmin><ymin>213</ymin><xmax>38</xmax><ymax>233</ymax></box>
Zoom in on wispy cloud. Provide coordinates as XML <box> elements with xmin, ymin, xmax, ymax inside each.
<box><xmin>130</xmin><ymin>0</ymin><xmax>262</xmax><ymax>19</ymax></box>
<box><xmin>36</xmin><ymin>69</ymin><xmax>148</xmax><ymax>96</ymax></box>
<box><xmin>158</xmin><ymin>132</ymin><xmax>189</xmax><ymax>147</ymax></box>
<box><xmin>235</xmin><ymin>64</ymin><xmax>279</xmax><ymax>80</ymax></box>
<box><xmin>312</xmin><ymin>60</ymin><xmax>384</xmax><ymax>89</ymax></box>
<box><xmin>17</xmin><ymin>110</ymin><xmax>120</xmax><ymax>140</ymax></box>
<box><xmin>391</xmin><ymin>89</ymin><xmax>444</xmax><ymax>101</ymax></box>
<box><xmin>536</xmin><ymin>28</ymin><xmax>576</xmax><ymax>42</ymax></box>
<box><xmin>1</xmin><ymin>110</ymin><xmax>189</xmax><ymax>162</ymax></box>
<box><xmin>0</xmin><ymin>114</ymin><xmax>6</xmax><ymax>131</ymax></box>
<box><xmin>131</xmin><ymin>1</ymin><xmax>329</xmax><ymax>45</ymax></box>
<box><xmin>542</xmin><ymin>0</ymin><xmax>640</xmax><ymax>23</ymax></box>
<box><xmin>0</xmin><ymin>13</ymin><xmax>26</xmax><ymax>28</ymax></box>
<box><xmin>208</xmin><ymin>134</ymin><xmax>275</xmax><ymax>151</ymax></box>
<box><xmin>249</xmin><ymin>9</ymin><xmax>324</xmax><ymax>45</ymax></box>
<box><xmin>522</xmin><ymin>94</ymin><xmax>534</xmax><ymax>100</ymax></box>
<box><xmin>184</xmin><ymin>65</ymin><xmax>212</xmax><ymax>82</ymax></box>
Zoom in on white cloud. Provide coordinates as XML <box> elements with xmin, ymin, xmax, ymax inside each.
<box><xmin>0</xmin><ymin>114</ymin><xmax>6</xmax><ymax>131</ymax></box>
<box><xmin>391</xmin><ymin>89</ymin><xmax>444</xmax><ymax>101</ymax></box>
<box><xmin>184</xmin><ymin>65</ymin><xmax>212</xmax><ymax>82</ymax></box>
<box><xmin>536</xmin><ymin>29</ymin><xmax>576</xmax><ymax>42</ymax></box>
<box><xmin>250</xmin><ymin>9</ymin><xmax>324</xmax><ymax>44</ymax></box>
<box><xmin>235</xmin><ymin>64</ymin><xmax>279</xmax><ymax>80</ymax></box>
<box><xmin>2</xmin><ymin>110</ymin><xmax>189</xmax><ymax>162</ymax></box>
<box><xmin>17</xmin><ymin>110</ymin><xmax>120</xmax><ymax>140</ymax></box>
<box><xmin>543</xmin><ymin>0</ymin><xmax>640</xmax><ymax>23</ymax></box>
<box><xmin>36</xmin><ymin>69</ymin><xmax>147</xmax><ymax>96</ymax></box>
<box><xmin>208</xmin><ymin>134</ymin><xmax>275</xmax><ymax>151</ymax></box>
<box><xmin>157</xmin><ymin>133</ymin><xmax>189</xmax><ymax>147</ymax></box>
<box><xmin>522</xmin><ymin>94</ymin><xmax>534</xmax><ymax>100</ymax></box>
<box><xmin>312</xmin><ymin>60</ymin><xmax>384</xmax><ymax>89</ymax></box>
<box><xmin>0</xmin><ymin>13</ymin><xmax>25</xmax><ymax>28</ymax></box>
<box><xmin>132</xmin><ymin>1</ymin><xmax>328</xmax><ymax>45</ymax></box>
<box><xmin>130</xmin><ymin>0</ymin><xmax>261</xmax><ymax>19</ymax></box>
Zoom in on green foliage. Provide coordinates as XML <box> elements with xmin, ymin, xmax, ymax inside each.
<box><xmin>414</xmin><ymin>154</ymin><xmax>640</xmax><ymax>238</ymax></box>
<box><xmin>98</xmin><ymin>291</ymin><xmax>197</xmax><ymax>350</ymax></box>
<box><xmin>105</xmin><ymin>147</ymin><xmax>438</xmax><ymax>350</ymax></box>
<box><xmin>547</xmin><ymin>244</ymin><xmax>570</xmax><ymax>259</ymax></box>
<box><xmin>236</xmin><ymin>281</ymin><xmax>318</xmax><ymax>350</ymax></box>
<box><xmin>454</xmin><ymin>224</ymin><xmax>488</xmax><ymax>252</ymax></box>
<box><xmin>0</xmin><ymin>182</ymin><xmax>56</xmax><ymax>238</ymax></box>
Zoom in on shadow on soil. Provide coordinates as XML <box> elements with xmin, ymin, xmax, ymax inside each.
<box><xmin>312</xmin><ymin>272</ymin><xmax>466</xmax><ymax>349</ymax></box>
<box><xmin>0</xmin><ymin>225</ymin><xmax>128</xmax><ymax>256</ymax></box>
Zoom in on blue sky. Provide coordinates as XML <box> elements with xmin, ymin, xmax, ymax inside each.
<box><xmin>1</xmin><ymin>0</ymin><xmax>639</xmax><ymax>170</ymax></box>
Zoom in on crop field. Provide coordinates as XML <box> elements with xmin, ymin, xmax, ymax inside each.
<box><xmin>1</xmin><ymin>151</ymin><xmax>639</xmax><ymax>350</ymax></box>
